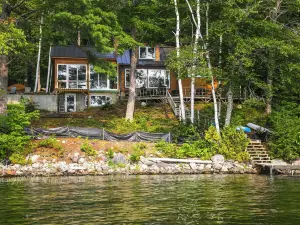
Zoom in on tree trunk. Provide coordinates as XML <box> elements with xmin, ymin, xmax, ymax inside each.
<box><xmin>46</xmin><ymin>46</ymin><xmax>52</xmax><ymax>93</ymax></box>
<box><xmin>174</xmin><ymin>0</ymin><xmax>186</xmax><ymax>122</ymax></box>
<box><xmin>0</xmin><ymin>55</ymin><xmax>8</xmax><ymax>115</ymax></box>
<box><xmin>34</xmin><ymin>16</ymin><xmax>43</xmax><ymax>93</ymax></box>
<box><xmin>125</xmin><ymin>49</ymin><xmax>137</xmax><ymax>121</ymax></box>
<box><xmin>265</xmin><ymin>50</ymin><xmax>274</xmax><ymax>115</ymax></box>
<box><xmin>225</xmin><ymin>87</ymin><xmax>233</xmax><ymax>126</ymax></box>
<box><xmin>205</xmin><ymin>3</ymin><xmax>220</xmax><ymax>135</ymax></box>
<box><xmin>190</xmin><ymin>77</ymin><xmax>195</xmax><ymax>123</ymax></box>
<box><xmin>186</xmin><ymin>0</ymin><xmax>200</xmax><ymax>124</ymax></box>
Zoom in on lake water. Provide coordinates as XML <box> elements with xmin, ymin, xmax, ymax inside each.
<box><xmin>0</xmin><ymin>175</ymin><xmax>299</xmax><ymax>224</ymax></box>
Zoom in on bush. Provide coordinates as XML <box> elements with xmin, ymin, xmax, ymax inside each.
<box><xmin>106</xmin><ymin>148</ymin><xmax>114</xmax><ymax>159</ymax></box>
<box><xmin>0</xmin><ymin>103</ymin><xmax>39</xmax><ymax>162</ymax></box>
<box><xmin>39</xmin><ymin>137</ymin><xmax>62</xmax><ymax>150</ymax></box>
<box><xmin>80</xmin><ymin>140</ymin><xmax>97</xmax><ymax>156</ymax></box>
<box><xmin>206</xmin><ymin>126</ymin><xmax>250</xmax><ymax>162</ymax></box>
<box><xmin>130</xmin><ymin>143</ymin><xmax>146</xmax><ymax>162</ymax></box>
<box><xmin>269</xmin><ymin>108</ymin><xmax>300</xmax><ymax>161</ymax></box>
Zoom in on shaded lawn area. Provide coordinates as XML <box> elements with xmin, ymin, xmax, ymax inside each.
<box><xmin>32</xmin><ymin>102</ymin><xmax>179</xmax><ymax>134</ymax></box>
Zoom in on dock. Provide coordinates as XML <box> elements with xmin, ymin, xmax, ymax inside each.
<box><xmin>255</xmin><ymin>163</ymin><xmax>300</xmax><ymax>175</ymax></box>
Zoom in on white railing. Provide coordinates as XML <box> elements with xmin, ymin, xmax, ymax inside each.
<box><xmin>166</xmin><ymin>91</ymin><xmax>179</xmax><ymax>116</ymax></box>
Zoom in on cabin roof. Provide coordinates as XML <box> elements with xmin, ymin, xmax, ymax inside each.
<box><xmin>51</xmin><ymin>45</ymin><xmax>174</xmax><ymax>66</ymax></box>
<box><xmin>50</xmin><ymin>46</ymin><xmax>115</xmax><ymax>59</ymax></box>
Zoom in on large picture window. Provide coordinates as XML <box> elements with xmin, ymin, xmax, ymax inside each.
<box><xmin>125</xmin><ymin>69</ymin><xmax>170</xmax><ymax>88</ymax></box>
<box><xmin>125</xmin><ymin>69</ymin><xmax>147</xmax><ymax>88</ymax></box>
<box><xmin>90</xmin><ymin>66</ymin><xmax>118</xmax><ymax>90</ymax></box>
<box><xmin>90</xmin><ymin>95</ymin><xmax>112</xmax><ymax>107</ymax></box>
<box><xmin>57</xmin><ymin>64</ymin><xmax>87</xmax><ymax>89</ymax></box>
<box><xmin>139</xmin><ymin>47</ymin><xmax>155</xmax><ymax>60</ymax></box>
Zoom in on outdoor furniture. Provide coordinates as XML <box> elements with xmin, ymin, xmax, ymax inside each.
<box><xmin>9</xmin><ymin>87</ymin><xmax>17</xmax><ymax>94</ymax></box>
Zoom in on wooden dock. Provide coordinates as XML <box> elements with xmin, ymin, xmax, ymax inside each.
<box><xmin>255</xmin><ymin>163</ymin><xmax>300</xmax><ymax>175</ymax></box>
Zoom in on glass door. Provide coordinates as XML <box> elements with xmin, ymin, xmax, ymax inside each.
<box><xmin>65</xmin><ymin>94</ymin><xmax>76</xmax><ymax>112</ymax></box>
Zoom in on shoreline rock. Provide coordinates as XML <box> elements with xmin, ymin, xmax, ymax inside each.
<box><xmin>0</xmin><ymin>158</ymin><xmax>258</xmax><ymax>177</ymax></box>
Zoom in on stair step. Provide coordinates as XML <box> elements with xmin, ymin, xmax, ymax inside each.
<box><xmin>248</xmin><ymin>154</ymin><xmax>268</xmax><ymax>157</ymax></box>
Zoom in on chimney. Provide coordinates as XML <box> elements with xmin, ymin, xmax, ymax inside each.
<box><xmin>77</xmin><ymin>31</ymin><xmax>81</xmax><ymax>46</ymax></box>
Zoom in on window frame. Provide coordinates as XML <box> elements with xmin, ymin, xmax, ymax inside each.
<box><xmin>139</xmin><ymin>47</ymin><xmax>156</xmax><ymax>60</ymax></box>
<box><xmin>89</xmin><ymin>65</ymin><xmax>118</xmax><ymax>90</ymax></box>
<box><xmin>57</xmin><ymin>64</ymin><xmax>87</xmax><ymax>89</ymax></box>
<box><xmin>125</xmin><ymin>69</ymin><xmax>170</xmax><ymax>89</ymax></box>
<box><xmin>89</xmin><ymin>95</ymin><xmax>112</xmax><ymax>107</ymax></box>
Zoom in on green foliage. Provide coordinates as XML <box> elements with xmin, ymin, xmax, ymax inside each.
<box><xmin>171</xmin><ymin>123</ymin><xmax>201</xmax><ymax>143</ymax></box>
<box><xmin>80</xmin><ymin>140</ymin><xmax>97</xmax><ymax>156</ymax></box>
<box><xmin>0</xmin><ymin>103</ymin><xmax>39</xmax><ymax>162</ymax></box>
<box><xmin>38</xmin><ymin>137</ymin><xmax>62</xmax><ymax>150</ymax></box>
<box><xmin>269</xmin><ymin>107</ymin><xmax>300</xmax><ymax>161</ymax></box>
<box><xmin>231</xmin><ymin>98</ymin><xmax>267</xmax><ymax>126</ymax></box>
<box><xmin>130</xmin><ymin>143</ymin><xmax>146</xmax><ymax>162</ymax></box>
<box><xmin>155</xmin><ymin>141</ymin><xmax>178</xmax><ymax>158</ymax></box>
<box><xmin>206</xmin><ymin>126</ymin><xmax>250</xmax><ymax>162</ymax></box>
<box><xmin>106</xmin><ymin>148</ymin><xmax>114</xmax><ymax>159</ymax></box>
<box><xmin>9</xmin><ymin>153</ymin><xmax>28</xmax><ymax>165</ymax></box>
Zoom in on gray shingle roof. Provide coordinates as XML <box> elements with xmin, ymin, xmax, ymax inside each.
<box><xmin>51</xmin><ymin>46</ymin><xmax>115</xmax><ymax>59</ymax></box>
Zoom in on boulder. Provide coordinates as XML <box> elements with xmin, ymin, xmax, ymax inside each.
<box><xmin>30</xmin><ymin>155</ymin><xmax>40</xmax><ymax>163</ymax></box>
<box><xmin>189</xmin><ymin>162</ymin><xmax>198</xmax><ymax>171</ymax></box>
<box><xmin>32</xmin><ymin>163</ymin><xmax>41</xmax><ymax>169</ymax></box>
<box><xmin>140</xmin><ymin>156</ymin><xmax>155</xmax><ymax>166</ymax></box>
<box><xmin>211</xmin><ymin>154</ymin><xmax>225</xmax><ymax>164</ymax></box>
<box><xmin>58</xmin><ymin>162</ymin><xmax>68</xmax><ymax>172</ymax></box>
<box><xmin>112</xmin><ymin>153</ymin><xmax>127</xmax><ymax>164</ymax></box>
<box><xmin>78</xmin><ymin>157</ymin><xmax>86</xmax><ymax>164</ymax></box>
<box><xmin>71</xmin><ymin>153</ymin><xmax>80</xmax><ymax>163</ymax></box>
<box><xmin>292</xmin><ymin>159</ymin><xmax>300</xmax><ymax>165</ymax></box>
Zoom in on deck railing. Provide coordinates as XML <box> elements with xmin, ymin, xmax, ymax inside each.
<box><xmin>135</xmin><ymin>87</ymin><xmax>168</xmax><ymax>98</ymax></box>
<box><xmin>166</xmin><ymin>91</ymin><xmax>179</xmax><ymax>116</ymax></box>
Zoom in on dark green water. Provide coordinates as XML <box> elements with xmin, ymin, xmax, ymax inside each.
<box><xmin>0</xmin><ymin>175</ymin><xmax>299</xmax><ymax>224</ymax></box>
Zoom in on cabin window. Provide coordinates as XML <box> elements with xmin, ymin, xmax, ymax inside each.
<box><xmin>148</xmin><ymin>69</ymin><xmax>170</xmax><ymax>88</ymax></box>
<box><xmin>125</xmin><ymin>69</ymin><xmax>170</xmax><ymax>88</ymax></box>
<box><xmin>125</xmin><ymin>69</ymin><xmax>147</xmax><ymax>88</ymax></box>
<box><xmin>90</xmin><ymin>66</ymin><xmax>118</xmax><ymax>90</ymax></box>
<box><xmin>57</xmin><ymin>64</ymin><xmax>87</xmax><ymax>89</ymax></box>
<box><xmin>139</xmin><ymin>47</ymin><xmax>155</xmax><ymax>60</ymax></box>
<box><xmin>90</xmin><ymin>95</ymin><xmax>112</xmax><ymax>107</ymax></box>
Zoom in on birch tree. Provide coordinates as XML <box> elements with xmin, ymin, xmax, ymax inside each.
<box><xmin>174</xmin><ymin>0</ymin><xmax>186</xmax><ymax>122</ymax></box>
<box><xmin>185</xmin><ymin>0</ymin><xmax>200</xmax><ymax>124</ymax></box>
<box><xmin>186</xmin><ymin>0</ymin><xmax>220</xmax><ymax>134</ymax></box>
<box><xmin>34</xmin><ymin>15</ymin><xmax>43</xmax><ymax>93</ymax></box>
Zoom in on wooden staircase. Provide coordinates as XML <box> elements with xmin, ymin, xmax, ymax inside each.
<box><xmin>247</xmin><ymin>140</ymin><xmax>271</xmax><ymax>164</ymax></box>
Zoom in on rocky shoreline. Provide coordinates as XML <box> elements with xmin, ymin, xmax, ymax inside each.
<box><xmin>0</xmin><ymin>154</ymin><xmax>258</xmax><ymax>177</ymax></box>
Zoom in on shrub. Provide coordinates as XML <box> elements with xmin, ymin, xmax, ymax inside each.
<box><xmin>9</xmin><ymin>153</ymin><xmax>28</xmax><ymax>165</ymax></box>
<box><xmin>205</xmin><ymin>126</ymin><xmax>250</xmax><ymax>162</ymax></box>
<box><xmin>155</xmin><ymin>140</ymin><xmax>178</xmax><ymax>158</ymax></box>
<box><xmin>269</xmin><ymin>108</ymin><xmax>300</xmax><ymax>161</ymax></box>
<box><xmin>130</xmin><ymin>143</ymin><xmax>146</xmax><ymax>162</ymax></box>
<box><xmin>106</xmin><ymin>148</ymin><xmax>114</xmax><ymax>159</ymax></box>
<box><xmin>39</xmin><ymin>137</ymin><xmax>62</xmax><ymax>150</ymax></box>
<box><xmin>80</xmin><ymin>140</ymin><xmax>97</xmax><ymax>156</ymax></box>
<box><xmin>0</xmin><ymin>103</ymin><xmax>39</xmax><ymax>163</ymax></box>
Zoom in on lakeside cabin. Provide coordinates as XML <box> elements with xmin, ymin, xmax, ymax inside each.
<box><xmin>8</xmin><ymin>45</ymin><xmax>221</xmax><ymax>113</ymax></box>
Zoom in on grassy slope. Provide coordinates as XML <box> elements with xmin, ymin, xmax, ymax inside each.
<box><xmin>32</xmin><ymin>102</ymin><xmax>179</xmax><ymax>134</ymax></box>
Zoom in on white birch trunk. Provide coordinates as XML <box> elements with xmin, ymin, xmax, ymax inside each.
<box><xmin>174</xmin><ymin>0</ymin><xmax>186</xmax><ymax>122</ymax></box>
<box><xmin>46</xmin><ymin>46</ymin><xmax>51</xmax><ymax>93</ymax></box>
<box><xmin>34</xmin><ymin>16</ymin><xmax>43</xmax><ymax>93</ymax></box>
<box><xmin>205</xmin><ymin>3</ymin><xmax>220</xmax><ymax>135</ymax></box>
<box><xmin>225</xmin><ymin>87</ymin><xmax>233</xmax><ymax>126</ymax></box>
<box><xmin>187</xmin><ymin>1</ymin><xmax>220</xmax><ymax>134</ymax></box>
<box><xmin>186</xmin><ymin>0</ymin><xmax>200</xmax><ymax>124</ymax></box>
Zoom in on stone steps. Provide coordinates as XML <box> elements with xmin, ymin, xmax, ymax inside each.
<box><xmin>247</xmin><ymin>140</ymin><xmax>271</xmax><ymax>164</ymax></box>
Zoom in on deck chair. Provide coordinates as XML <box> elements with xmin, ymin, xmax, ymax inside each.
<box><xmin>24</xmin><ymin>87</ymin><xmax>31</xmax><ymax>94</ymax></box>
<box><xmin>9</xmin><ymin>87</ymin><xmax>17</xmax><ymax>94</ymax></box>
